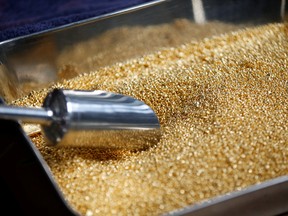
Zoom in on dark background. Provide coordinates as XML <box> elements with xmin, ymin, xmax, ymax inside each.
<box><xmin>0</xmin><ymin>0</ymin><xmax>283</xmax><ymax>42</ymax></box>
<box><xmin>0</xmin><ymin>0</ymin><xmax>154</xmax><ymax>42</ymax></box>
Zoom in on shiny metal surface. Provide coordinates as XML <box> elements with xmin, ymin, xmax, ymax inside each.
<box><xmin>0</xmin><ymin>106</ymin><xmax>53</xmax><ymax>125</ymax></box>
<box><xmin>0</xmin><ymin>89</ymin><xmax>161</xmax><ymax>149</ymax></box>
<box><xmin>0</xmin><ymin>0</ymin><xmax>283</xmax><ymax>102</ymax></box>
<box><xmin>0</xmin><ymin>0</ymin><xmax>175</xmax><ymax>102</ymax></box>
<box><xmin>168</xmin><ymin>176</ymin><xmax>288</xmax><ymax>216</ymax></box>
<box><xmin>42</xmin><ymin>89</ymin><xmax>161</xmax><ymax>149</ymax></box>
<box><xmin>0</xmin><ymin>0</ymin><xmax>287</xmax><ymax>215</ymax></box>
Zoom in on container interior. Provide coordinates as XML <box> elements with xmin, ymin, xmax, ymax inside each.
<box><xmin>0</xmin><ymin>0</ymin><xmax>287</xmax><ymax>215</ymax></box>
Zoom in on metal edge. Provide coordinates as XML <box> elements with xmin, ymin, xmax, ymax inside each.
<box><xmin>17</xmin><ymin>122</ymin><xmax>80</xmax><ymax>215</ymax></box>
<box><xmin>0</xmin><ymin>0</ymin><xmax>166</xmax><ymax>46</ymax></box>
<box><xmin>0</xmin><ymin>0</ymin><xmax>286</xmax><ymax>214</ymax></box>
<box><xmin>0</xmin><ymin>97</ymin><xmax>79</xmax><ymax>215</ymax></box>
<box><xmin>167</xmin><ymin>175</ymin><xmax>288</xmax><ymax>216</ymax></box>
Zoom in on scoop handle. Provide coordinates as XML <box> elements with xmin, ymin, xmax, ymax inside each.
<box><xmin>0</xmin><ymin>106</ymin><xmax>53</xmax><ymax>125</ymax></box>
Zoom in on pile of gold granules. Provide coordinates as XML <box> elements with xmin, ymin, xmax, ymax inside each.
<box><xmin>12</xmin><ymin>23</ymin><xmax>288</xmax><ymax>215</ymax></box>
<box><xmin>56</xmin><ymin>19</ymin><xmax>242</xmax><ymax>81</ymax></box>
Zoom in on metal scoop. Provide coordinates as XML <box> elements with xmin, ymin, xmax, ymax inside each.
<box><xmin>0</xmin><ymin>89</ymin><xmax>161</xmax><ymax>150</ymax></box>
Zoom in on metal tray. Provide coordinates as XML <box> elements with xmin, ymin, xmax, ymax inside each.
<box><xmin>0</xmin><ymin>0</ymin><xmax>287</xmax><ymax>215</ymax></box>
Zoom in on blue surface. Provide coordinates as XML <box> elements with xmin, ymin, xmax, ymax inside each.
<box><xmin>0</xmin><ymin>0</ymin><xmax>153</xmax><ymax>42</ymax></box>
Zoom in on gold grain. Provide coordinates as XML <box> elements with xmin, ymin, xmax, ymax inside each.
<box><xmin>13</xmin><ymin>23</ymin><xmax>288</xmax><ymax>215</ymax></box>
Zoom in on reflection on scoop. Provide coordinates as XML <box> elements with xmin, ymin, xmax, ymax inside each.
<box><xmin>0</xmin><ymin>89</ymin><xmax>161</xmax><ymax>150</ymax></box>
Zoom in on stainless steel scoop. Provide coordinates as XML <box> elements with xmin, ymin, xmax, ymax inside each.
<box><xmin>0</xmin><ymin>89</ymin><xmax>161</xmax><ymax>149</ymax></box>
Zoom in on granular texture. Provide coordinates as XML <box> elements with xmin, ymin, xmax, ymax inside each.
<box><xmin>19</xmin><ymin>19</ymin><xmax>241</xmax><ymax>96</ymax></box>
<box><xmin>56</xmin><ymin>19</ymin><xmax>241</xmax><ymax>80</ymax></box>
<box><xmin>13</xmin><ymin>23</ymin><xmax>288</xmax><ymax>215</ymax></box>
